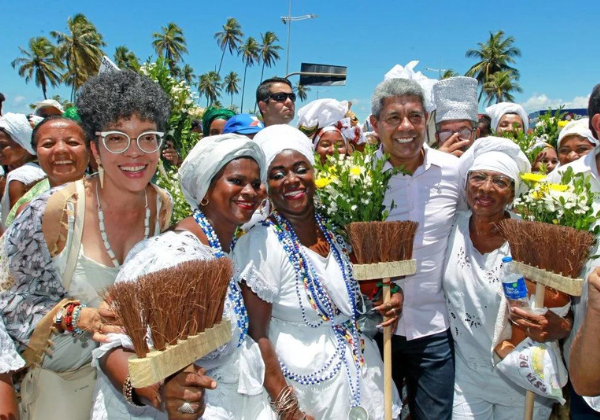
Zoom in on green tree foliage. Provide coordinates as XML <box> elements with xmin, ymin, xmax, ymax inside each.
<box><xmin>214</xmin><ymin>18</ymin><xmax>244</xmax><ymax>75</ymax></box>
<box><xmin>152</xmin><ymin>22</ymin><xmax>188</xmax><ymax>73</ymax></box>
<box><xmin>181</xmin><ymin>64</ymin><xmax>197</xmax><ymax>86</ymax></box>
<box><xmin>198</xmin><ymin>71</ymin><xmax>222</xmax><ymax>106</ymax></box>
<box><xmin>12</xmin><ymin>37</ymin><xmax>63</xmax><ymax>99</ymax></box>
<box><xmin>482</xmin><ymin>70</ymin><xmax>523</xmax><ymax>105</ymax></box>
<box><xmin>258</xmin><ymin>31</ymin><xmax>282</xmax><ymax>83</ymax></box>
<box><xmin>224</xmin><ymin>71</ymin><xmax>241</xmax><ymax>108</ymax></box>
<box><xmin>113</xmin><ymin>46</ymin><xmax>140</xmax><ymax>71</ymax></box>
<box><xmin>465</xmin><ymin>30</ymin><xmax>521</xmax><ymax>103</ymax></box>
<box><xmin>441</xmin><ymin>69</ymin><xmax>459</xmax><ymax>79</ymax></box>
<box><xmin>294</xmin><ymin>82</ymin><xmax>310</xmax><ymax>102</ymax></box>
<box><xmin>239</xmin><ymin>37</ymin><xmax>260</xmax><ymax>111</ymax></box>
<box><xmin>51</xmin><ymin>13</ymin><xmax>106</xmax><ymax>100</ymax></box>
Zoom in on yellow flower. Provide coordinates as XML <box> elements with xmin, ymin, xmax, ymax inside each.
<box><xmin>558</xmin><ymin>120</ymin><xmax>569</xmax><ymax>128</ymax></box>
<box><xmin>350</xmin><ymin>166</ymin><xmax>362</xmax><ymax>176</ymax></box>
<box><xmin>549</xmin><ymin>183</ymin><xmax>569</xmax><ymax>192</ymax></box>
<box><xmin>552</xmin><ymin>219</ymin><xmax>559</xmax><ymax>224</ymax></box>
<box><xmin>520</xmin><ymin>173</ymin><xmax>546</xmax><ymax>183</ymax></box>
<box><xmin>315</xmin><ymin>176</ymin><xmax>333</xmax><ymax>188</ymax></box>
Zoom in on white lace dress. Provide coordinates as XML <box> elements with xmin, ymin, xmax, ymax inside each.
<box><xmin>91</xmin><ymin>230</ymin><xmax>275</xmax><ymax>420</ymax></box>
<box><xmin>443</xmin><ymin>211</ymin><xmax>553</xmax><ymax>419</ymax></box>
<box><xmin>233</xmin><ymin>223</ymin><xmax>401</xmax><ymax>420</ymax></box>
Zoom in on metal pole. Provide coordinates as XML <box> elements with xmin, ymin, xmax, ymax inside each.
<box><xmin>285</xmin><ymin>0</ymin><xmax>292</xmax><ymax>76</ymax></box>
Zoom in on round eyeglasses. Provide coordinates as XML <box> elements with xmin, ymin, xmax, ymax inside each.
<box><xmin>95</xmin><ymin>131</ymin><xmax>164</xmax><ymax>154</ymax></box>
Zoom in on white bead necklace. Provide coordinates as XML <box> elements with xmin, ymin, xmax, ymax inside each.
<box><xmin>95</xmin><ymin>183</ymin><xmax>150</xmax><ymax>267</ymax></box>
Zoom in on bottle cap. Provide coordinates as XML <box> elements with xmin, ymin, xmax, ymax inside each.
<box><xmin>502</xmin><ymin>256</ymin><xmax>513</xmax><ymax>263</ymax></box>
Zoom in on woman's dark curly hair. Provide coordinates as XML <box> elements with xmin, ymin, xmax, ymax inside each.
<box><xmin>75</xmin><ymin>70</ymin><xmax>171</xmax><ymax>145</ymax></box>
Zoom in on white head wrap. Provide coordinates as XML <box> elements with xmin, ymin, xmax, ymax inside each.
<box><xmin>557</xmin><ymin>118</ymin><xmax>599</xmax><ymax>148</ymax></box>
<box><xmin>433</xmin><ymin>77</ymin><xmax>478</xmax><ymax>124</ymax></box>
<box><xmin>485</xmin><ymin>102</ymin><xmax>529</xmax><ymax>133</ymax></box>
<box><xmin>0</xmin><ymin>113</ymin><xmax>35</xmax><ymax>155</ymax></box>
<box><xmin>297</xmin><ymin>99</ymin><xmax>349</xmax><ymax>133</ymax></box>
<box><xmin>178</xmin><ymin>134</ymin><xmax>266</xmax><ymax>210</ymax></box>
<box><xmin>253</xmin><ymin>124</ymin><xmax>315</xmax><ymax>170</ymax></box>
<box><xmin>459</xmin><ymin>136</ymin><xmax>531</xmax><ymax>196</ymax></box>
<box><xmin>384</xmin><ymin>61</ymin><xmax>438</xmax><ymax>112</ymax></box>
<box><xmin>312</xmin><ymin>117</ymin><xmax>366</xmax><ymax>148</ymax></box>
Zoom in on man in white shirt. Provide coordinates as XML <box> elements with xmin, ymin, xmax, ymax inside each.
<box><xmin>369</xmin><ymin>78</ymin><xmax>460</xmax><ymax>420</ymax></box>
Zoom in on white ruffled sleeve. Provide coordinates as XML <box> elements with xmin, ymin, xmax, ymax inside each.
<box><xmin>0</xmin><ymin>316</ymin><xmax>25</xmax><ymax>373</ymax></box>
<box><xmin>233</xmin><ymin>226</ymin><xmax>282</xmax><ymax>303</ymax></box>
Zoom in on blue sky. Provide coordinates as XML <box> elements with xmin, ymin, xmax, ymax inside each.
<box><xmin>2</xmin><ymin>0</ymin><xmax>599</xmax><ymax>122</ymax></box>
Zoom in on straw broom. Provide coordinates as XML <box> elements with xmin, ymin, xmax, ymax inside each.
<box><xmin>107</xmin><ymin>259</ymin><xmax>233</xmax><ymax>388</ymax></box>
<box><xmin>346</xmin><ymin>220</ymin><xmax>418</xmax><ymax>420</ymax></box>
<box><xmin>498</xmin><ymin>219</ymin><xmax>594</xmax><ymax>420</ymax></box>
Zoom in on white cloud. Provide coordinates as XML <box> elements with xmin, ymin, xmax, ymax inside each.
<box><xmin>12</xmin><ymin>95</ymin><xmax>26</xmax><ymax>106</ymax></box>
<box><xmin>520</xmin><ymin>93</ymin><xmax>590</xmax><ymax>112</ymax></box>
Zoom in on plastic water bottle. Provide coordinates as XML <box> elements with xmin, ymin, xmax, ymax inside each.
<box><xmin>500</xmin><ymin>256</ymin><xmax>529</xmax><ymax>308</ymax></box>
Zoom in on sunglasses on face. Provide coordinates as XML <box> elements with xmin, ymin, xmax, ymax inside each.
<box><xmin>265</xmin><ymin>92</ymin><xmax>296</xmax><ymax>103</ymax></box>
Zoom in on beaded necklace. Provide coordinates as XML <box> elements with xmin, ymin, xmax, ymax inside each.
<box><xmin>96</xmin><ymin>183</ymin><xmax>150</xmax><ymax>267</ymax></box>
<box><xmin>267</xmin><ymin>210</ymin><xmax>365</xmax><ymax>409</ymax></box>
<box><xmin>193</xmin><ymin>208</ymin><xmax>248</xmax><ymax>347</ymax></box>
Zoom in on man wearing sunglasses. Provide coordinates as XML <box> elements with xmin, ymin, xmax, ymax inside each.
<box><xmin>256</xmin><ymin>77</ymin><xmax>296</xmax><ymax>126</ymax></box>
<box><xmin>432</xmin><ymin>76</ymin><xmax>479</xmax><ymax>157</ymax></box>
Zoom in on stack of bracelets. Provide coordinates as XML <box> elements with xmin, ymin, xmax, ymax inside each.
<box><xmin>270</xmin><ymin>386</ymin><xmax>306</xmax><ymax>420</ymax></box>
<box><xmin>52</xmin><ymin>301</ymin><xmax>87</xmax><ymax>335</ymax></box>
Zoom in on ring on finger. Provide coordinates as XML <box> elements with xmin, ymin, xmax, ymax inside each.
<box><xmin>177</xmin><ymin>401</ymin><xmax>196</xmax><ymax>414</ymax></box>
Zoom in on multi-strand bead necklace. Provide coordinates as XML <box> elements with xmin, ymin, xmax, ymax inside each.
<box><xmin>193</xmin><ymin>208</ymin><xmax>248</xmax><ymax>347</ymax></box>
<box><xmin>266</xmin><ymin>210</ymin><xmax>365</xmax><ymax>409</ymax></box>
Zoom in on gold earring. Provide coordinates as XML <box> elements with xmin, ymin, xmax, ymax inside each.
<box><xmin>200</xmin><ymin>198</ymin><xmax>209</xmax><ymax>206</ymax></box>
<box><xmin>96</xmin><ymin>158</ymin><xmax>104</xmax><ymax>188</ymax></box>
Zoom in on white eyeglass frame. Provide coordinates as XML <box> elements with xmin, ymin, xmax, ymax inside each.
<box><xmin>95</xmin><ymin>130</ymin><xmax>165</xmax><ymax>154</ymax></box>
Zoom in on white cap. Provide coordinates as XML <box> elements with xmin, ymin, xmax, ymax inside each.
<box><xmin>433</xmin><ymin>77</ymin><xmax>478</xmax><ymax>124</ymax></box>
<box><xmin>33</xmin><ymin>99</ymin><xmax>64</xmax><ymax>116</ymax></box>
<box><xmin>557</xmin><ymin>118</ymin><xmax>598</xmax><ymax>148</ymax></box>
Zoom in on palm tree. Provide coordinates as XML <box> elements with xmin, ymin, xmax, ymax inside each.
<box><xmin>181</xmin><ymin>64</ymin><xmax>197</xmax><ymax>86</ymax></box>
<box><xmin>482</xmin><ymin>70</ymin><xmax>523</xmax><ymax>105</ymax></box>
<box><xmin>294</xmin><ymin>83</ymin><xmax>310</xmax><ymax>102</ymax></box>
<box><xmin>198</xmin><ymin>71</ymin><xmax>222</xmax><ymax>106</ymax></box>
<box><xmin>238</xmin><ymin>37</ymin><xmax>260</xmax><ymax>111</ymax></box>
<box><xmin>441</xmin><ymin>69</ymin><xmax>459</xmax><ymax>79</ymax></box>
<box><xmin>152</xmin><ymin>22</ymin><xmax>188</xmax><ymax>72</ymax></box>
<box><xmin>465</xmin><ymin>30</ymin><xmax>521</xmax><ymax>102</ymax></box>
<box><xmin>113</xmin><ymin>46</ymin><xmax>139</xmax><ymax>71</ymax></box>
<box><xmin>224</xmin><ymin>71</ymin><xmax>241</xmax><ymax>107</ymax></box>
<box><xmin>51</xmin><ymin>14</ymin><xmax>106</xmax><ymax>100</ymax></box>
<box><xmin>11</xmin><ymin>37</ymin><xmax>63</xmax><ymax>99</ymax></box>
<box><xmin>258</xmin><ymin>31</ymin><xmax>282</xmax><ymax>82</ymax></box>
<box><xmin>214</xmin><ymin>18</ymin><xmax>244</xmax><ymax>75</ymax></box>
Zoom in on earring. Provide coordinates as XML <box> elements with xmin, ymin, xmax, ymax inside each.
<box><xmin>200</xmin><ymin>198</ymin><xmax>209</xmax><ymax>206</ymax></box>
<box><xmin>96</xmin><ymin>158</ymin><xmax>104</xmax><ymax>188</ymax></box>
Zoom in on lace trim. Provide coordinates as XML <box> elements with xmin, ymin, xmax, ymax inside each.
<box><xmin>0</xmin><ymin>349</ymin><xmax>25</xmax><ymax>373</ymax></box>
<box><xmin>235</xmin><ymin>264</ymin><xmax>277</xmax><ymax>303</ymax></box>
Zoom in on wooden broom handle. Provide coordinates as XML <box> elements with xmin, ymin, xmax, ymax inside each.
<box><xmin>383</xmin><ymin>277</ymin><xmax>393</xmax><ymax>420</ymax></box>
<box><xmin>524</xmin><ymin>282</ymin><xmax>546</xmax><ymax>420</ymax></box>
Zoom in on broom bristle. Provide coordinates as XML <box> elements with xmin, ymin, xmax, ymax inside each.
<box><xmin>106</xmin><ymin>258</ymin><xmax>233</xmax><ymax>358</ymax></box>
<box><xmin>346</xmin><ymin>221</ymin><xmax>419</xmax><ymax>264</ymax></box>
<box><xmin>498</xmin><ymin>219</ymin><xmax>594</xmax><ymax>278</ymax></box>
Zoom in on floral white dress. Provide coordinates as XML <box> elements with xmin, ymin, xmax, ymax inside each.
<box><xmin>233</xmin><ymin>218</ymin><xmax>401</xmax><ymax>420</ymax></box>
<box><xmin>91</xmin><ymin>230</ymin><xmax>275</xmax><ymax>420</ymax></box>
<box><xmin>443</xmin><ymin>211</ymin><xmax>553</xmax><ymax>420</ymax></box>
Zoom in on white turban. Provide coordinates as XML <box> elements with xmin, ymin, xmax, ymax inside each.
<box><xmin>485</xmin><ymin>102</ymin><xmax>529</xmax><ymax>133</ymax></box>
<box><xmin>297</xmin><ymin>99</ymin><xmax>349</xmax><ymax>133</ymax></box>
<box><xmin>384</xmin><ymin>61</ymin><xmax>438</xmax><ymax>112</ymax></box>
<box><xmin>178</xmin><ymin>134</ymin><xmax>266</xmax><ymax>210</ymax></box>
<box><xmin>459</xmin><ymin>136</ymin><xmax>531</xmax><ymax>196</ymax></box>
<box><xmin>253</xmin><ymin>124</ymin><xmax>315</xmax><ymax>170</ymax></box>
<box><xmin>557</xmin><ymin>118</ymin><xmax>599</xmax><ymax>149</ymax></box>
<box><xmin>0</xmin><ymin>113</ymin><xmax>35</xmax><ymax>155</ymax></box>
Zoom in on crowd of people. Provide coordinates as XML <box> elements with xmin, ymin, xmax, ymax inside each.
<box><xmin>0</xmin><ymin>67</ymin><xmax>599</xmax><ymax>420</ymax></box>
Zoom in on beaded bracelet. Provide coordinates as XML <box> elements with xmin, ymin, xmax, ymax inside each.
<box><xmin>123</xmin><ymin>376</ymin><xmax>144</xmax><ymax>407</ymax></box>
<box><xmin>71</xmin><ymin>303</ymin><xmax>87</xmax><ymax>335</ymax></box>
<box><xmin>64</xmin><ymin>303</ymin><xmax>80</xmax><ymax>333</ymax></box>
<box><xmin>376</xmin><ymin>281</ymin><xmax>400</xmax><ymax>294</ymax></box>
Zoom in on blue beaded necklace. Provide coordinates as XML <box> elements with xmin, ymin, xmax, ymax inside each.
<box><xmin>193</xmin><ymin>208</ymin><xmax>248</xmax><ymax>347</ymax></box>
<box><xmin>266</xmin><ymin>210</ymin><xmax>364</xmax><ymax>409</ymax></box>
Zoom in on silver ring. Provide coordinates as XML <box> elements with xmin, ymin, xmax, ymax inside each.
<box><xmin>527</xmin><ymin>327</ymin><xmax>530</xmax><ymax>334</ymax></box>
<box><xmin>177</xmin><ymin>401</ymin><xmax>196</xmax><ymax>414</ymax></box>
<box><xmin>392</xmin><ymin>308</ymin><xmax>397</xmax><ymax>315</ymax></box>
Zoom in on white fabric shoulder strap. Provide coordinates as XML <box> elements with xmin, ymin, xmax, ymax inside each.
<box><xmin>61</xmin><ymin>180</ymin><xmax>85</xmax><ymax>291</ymax></box>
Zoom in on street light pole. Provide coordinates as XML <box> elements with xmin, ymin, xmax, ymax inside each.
<box><xmin>425</xmin><ymin>67</ymin><xmax>448</xmax><ymax>80</ymax></box>
<box><xmin>281</xmin><ymin>1</ymin><xmax>317</xmax><ymax>76</ymax></box>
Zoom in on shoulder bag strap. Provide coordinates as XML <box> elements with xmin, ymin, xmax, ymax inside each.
<box><xmin>61</xmin><ymin>179</ymin><xmax>86</xmax><ymax>291</ymax></box>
